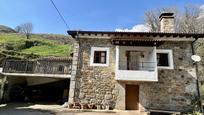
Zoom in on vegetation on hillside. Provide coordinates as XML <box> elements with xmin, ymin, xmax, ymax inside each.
<box><xmin>0</xmin><ymin>32</ymin><xmax>73</xmax><ymax>66</ymax></box>
<box><xmin>0</xmin><ymin>25</ymin><xmax>16</xmax><ymax>33</ymax></box>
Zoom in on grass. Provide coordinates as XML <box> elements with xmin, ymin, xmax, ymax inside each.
<box><xmin>0</xmin><ymin>33</ymin><xmax>72</xmax><ymax>58</ymax></box>
<box><xmin>22</xmin><ymin>44</ymin><xmax>72</xmax><ymax>57</ymax></box>
<box><xmin>0</xmin><ymin>33</ymin><xmax>25</xmax><ymax>43</ymax></box>
<box><xmin>0</xmin><ymin>34</ymin><xmax>25</xmax><ymax>49</ymax></box>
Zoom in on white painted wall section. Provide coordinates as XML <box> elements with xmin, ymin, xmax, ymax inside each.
<box><xmin>115</xmin><ymin>46</ymin><xmax>158</xmax><ymax>82</ymax></box>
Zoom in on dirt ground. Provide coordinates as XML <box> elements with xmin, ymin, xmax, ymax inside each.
<box><xmin>0</xmin><ymin>103</ymin><xmax>146</xmax><ymax>115</ymax></box>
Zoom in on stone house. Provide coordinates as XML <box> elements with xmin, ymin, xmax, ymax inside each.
<box><xmin>67</xmin><ymin>13</ymin><xmax>204</xmax><ymax>112</ymax></box>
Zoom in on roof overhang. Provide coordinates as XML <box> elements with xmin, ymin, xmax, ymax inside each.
<box><xmin>112</xmin><ymin>39</ymin><xmax>163</xmax><ymax>46</ymax></box>
<box><xmin>68</xmin><ymin>30</ymin><xmax>204</xmax><ymax>38</ymax></box>
<box><xmin>68</xmin><ymin>31</ymin><xmax>204</xmax><ymax>46</ymax></box>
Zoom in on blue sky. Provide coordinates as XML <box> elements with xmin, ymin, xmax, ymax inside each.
<box><xmin>0</xmin><ymin>0</ymin><xmax>203</xmax><ymax>34</ymax></box>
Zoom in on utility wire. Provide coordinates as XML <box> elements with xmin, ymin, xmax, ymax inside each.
<box><xmin>50</xmin><ymin>0</ymin><xmax>70</xmax><ymax>30</ymax></box>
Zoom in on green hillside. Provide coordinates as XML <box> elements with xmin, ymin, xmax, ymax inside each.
<box><xmin>0</xmin><ymin>25</ymin><xmax>16</xmax><ymax>33</ymax></box>
<box><xmin>0</xmin><ymin>33</ymin><xmax>73</xmax><ymax>66</ymax></box>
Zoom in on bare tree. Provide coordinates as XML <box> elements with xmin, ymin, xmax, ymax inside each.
<box><xmin>145</xmin><ymin>7</ymin><xmax>179</xmax><ymax>32</ymax></box>
<box><xmin>178</xmin><ymin>5</ymin><xmax>202</xmax><ymax>33</ymax></box>
<box><xmin>15</xmin><ymin>26</ymin><xmax>21</xmax><ymax>33</ymax></box>
<box><xmin>145</xmin><ymin>11</ymin><xmax>160</xmax><ymax>32</ymax></box>
<box><xmin>16</xmin><ymin>23</ymin><xmax>33</xmax><ymax>39</ymax></box>
<box><xmin>145</xmin><ymin>5</ymin><xmax>204</xmax><ymax>33</ymax></box>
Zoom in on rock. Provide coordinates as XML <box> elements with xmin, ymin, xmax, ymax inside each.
<box><xmin>62</xmin><ymin>102</ymin><xmax>68</xmax><ymax>108</ymax></box>
<box><xmin>68</xmin><ymin>103</ymin><xmax>73</xmax><ymax>109</ymax></box>
<box><xmin>112</xmin><ymin>89</ymin><xmax>119</xmax><ymax>95</ymax></box>
<box><xmin>80</xmin><ymin>103</ymin><xmax>88</xmax><ymax>109</ymax></box>
<box><xmin>105</xmin><ymin>105</ymin><xmax>110</xmax><ymax>110</ymax></box>
<box><xmin>105</xmin><ymin>94</ymin><xmax>112</xmax><ymax>100</ymax></box>
<box><xmin>90</xmin><ymin>99</ymin><xmax>97</xmax><ymax>104</ymax></box>
<box><xmin>73</xmin><ymin>106</ymin><xmax>80</xmax><ymax>109</ymax></box>
<box><xmin>79</xmin><ymin>93</ymin><xmax>85</xmax><ymax>99</ymax></box>
<box><xmin>88</xmin><ymin>104</ymin><xmax>95</xmax><ymax>109</ymax></box>
<box><xmin>97</xmin><ymin>105</ymin><xmax>101</xmax><ymax>110</ymax></box>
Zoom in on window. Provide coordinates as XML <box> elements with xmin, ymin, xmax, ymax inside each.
<box><xmin>90</xmin><ymin>47</ymin><xmax>109</xmax><ymax>66</ymax></box>
<box><xmin>94</xmin><ymin>51</ymin><xmax>106</xmax><ymax>64</ymax></box>
<box><xmin>156</xmin><ymin>49</ymin><xmax>174</xmax><ymax>69</ymax></box>
<box><xmin>157</xmin><ymin>53</ymin><xmax>169</xmax><ymax>66</ymax></box>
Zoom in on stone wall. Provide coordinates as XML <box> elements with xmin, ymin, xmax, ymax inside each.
<box><xmin>141</xmin><ymin>42</ymin><xmax>197</xmax><ymax>112</ymax></box>
<box><xmin>160</xmin><ymin>17</ymin><xmax>175</xmax><ymax>33</ymax></box>
<box><xmin>76</xmin><ymin>38</ymin><xmax>117</xmax><ymax>109</ymax></box>
<box><xmin>69</xmin><ymin>42</ymin><xmax>80</xmax><ymax>103</ymax></box>
<box><xmin>73</xmin><ymin>38</ymin><xmax>197</xmax><ymax>112</ymax></box>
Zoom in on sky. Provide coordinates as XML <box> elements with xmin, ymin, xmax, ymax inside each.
<box><xmin>0</xmin><ymin>0</ymin><xmax>204</xmax><ymax>34</ymax></box>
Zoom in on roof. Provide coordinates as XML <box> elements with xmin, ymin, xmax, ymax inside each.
<box><xmin>67</xmin><ymin>30</ymin><xmax>204</xmax><ymax>39</ymax></box>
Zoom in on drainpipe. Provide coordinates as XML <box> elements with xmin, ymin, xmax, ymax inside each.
<box><xmin>191</xmin><ymin>36</ymin><xmax>203</xmax><ymax>113</ymax></box>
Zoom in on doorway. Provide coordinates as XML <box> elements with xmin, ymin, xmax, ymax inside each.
<box><xmin>126</xmin><ymin>51</ymin><xmax>141</xmax><ymax>70</ymax></box>
<box><xmin>126</xmin><ymin>85</ymin><xmax>139</xmax><ymax>110</ymax></box>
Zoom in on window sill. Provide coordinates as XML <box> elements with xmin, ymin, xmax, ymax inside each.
<box><xmin>157</xmin><ymin>66</ymin><xmax>174</xmax><ymax>69</ymax></box>
<box><xmin>90</xmin><ymin>63</ymin><xmax>109</xmax><ymax>67</ymax></box>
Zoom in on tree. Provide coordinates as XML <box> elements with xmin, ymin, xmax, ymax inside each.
<box><xmin>15</xmin><ymin>26</ymin><xmax>21</xmax><ymax>33</ymax></box>
<box><xmin>145</xmin><ymin>5</ymin><xmax>204</xmax><ymax>33</ymax></box>
<box><xmin>15</xmin><ymin>23</ymin><xmax>33</xmax><ymax>39</ymax></box>
<box><xmin>178</xmin><ymin>5</ymin><xmax>202</xmax><ymax>33</ymax></box>
<box><xmin>145</xmin><ymin>10</ymin><xmax>160</xmax><ymax>32</ymax></box>
<box><xmin>145</xmin><ymin>7</ymin><xmax>179</xmax><ymax>32</ymax></box>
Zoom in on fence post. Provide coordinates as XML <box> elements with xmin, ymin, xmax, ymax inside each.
<box><xmin>24</xmin><ymin>60</ymin><xmax>28</xmax><ymax>73</ymax></box>
<box><xmin>2</xmin><ymin>58</ymin><xmax>8</xmax><ymax>73</ymax></box>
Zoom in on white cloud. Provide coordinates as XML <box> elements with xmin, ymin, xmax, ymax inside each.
<box><xmin>200</xmin><ymin>4</ymin><xmax>204</xmax><ymax>11</ymax></box>
<box><xmin>115</xmin><ymin>24</ymin><xmax>150</xmax><ymax>32</ymax></box>
<box><xmin>198</xmin><ymin>4</ymin><xmax>204</xmax><ymax>19</ymax></box>
<box><xmin>116</xmin><ymin>4</ymin><xmax>204</xmax><ymax>32</ymax></box>
<box><xmin>200</xmin><ymin>5</ymin><xmax>204</xmax><ymax>15</ymax></box>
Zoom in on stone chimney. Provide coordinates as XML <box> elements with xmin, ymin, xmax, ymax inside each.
<box><xmin>159</xmin><ymin>12</ymin><xmax>175</xmax><ymax>33</ymax></box>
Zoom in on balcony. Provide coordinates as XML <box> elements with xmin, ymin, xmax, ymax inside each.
<box><xmin>115</xmin><ymin>46</ymin><xmax>158</xmax><ymax>81</ymax></box>
<box><xmin>119</xmin><ymin>61</ymin><xmax>155</xmax><ymax>71</ymax></box>
<box><xmin>2</xmin><ymin>59</ymin><xmax>72</xmax><ymax>78</ymax></box>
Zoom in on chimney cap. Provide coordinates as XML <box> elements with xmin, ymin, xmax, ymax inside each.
<box><xmin>159</xmin><ymin>12</ymin><xmax>174</xmax><ymax>19</ymax></box>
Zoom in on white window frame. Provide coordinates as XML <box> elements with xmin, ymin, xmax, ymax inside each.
<box><xmin>90</xmin><ymin>47</ymin><xmax>110</xmax><ymax>67</ymax></box>
<box><xmin>156</xmin><ymin>49</ymin><xmax>174</xmax><ymax>69</ymax></box>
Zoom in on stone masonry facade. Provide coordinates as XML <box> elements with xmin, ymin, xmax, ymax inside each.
<box><xmin>69</xmin><ymin>37</ymin><xmax>197</xmax><ymax>112</ymax></box>
<box><xmin>76</xmin><ymin>38</ymin><xmax>117</xmax><ymax>109</ymax></box>
<box><xmin>140</xmin><ymin>42</ymin><xmax>197</xmax><ymax>111</ymax></box>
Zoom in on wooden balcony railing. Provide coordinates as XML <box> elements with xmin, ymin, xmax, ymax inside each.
<box><xmin>3</xmin><ymin>60</ymin><xmax>72</xmax><ymax>75</ymax></box>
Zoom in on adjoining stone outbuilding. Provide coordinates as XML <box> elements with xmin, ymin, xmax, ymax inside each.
<box><xmin>67</xmin><ymin>13</ymin><xmax>204</xmax><ymax>113</ymax></box>
<box><xmin>0</xmin><ymin>57</ymin><xmax>72</xmax><ymax>103</ymax></box>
